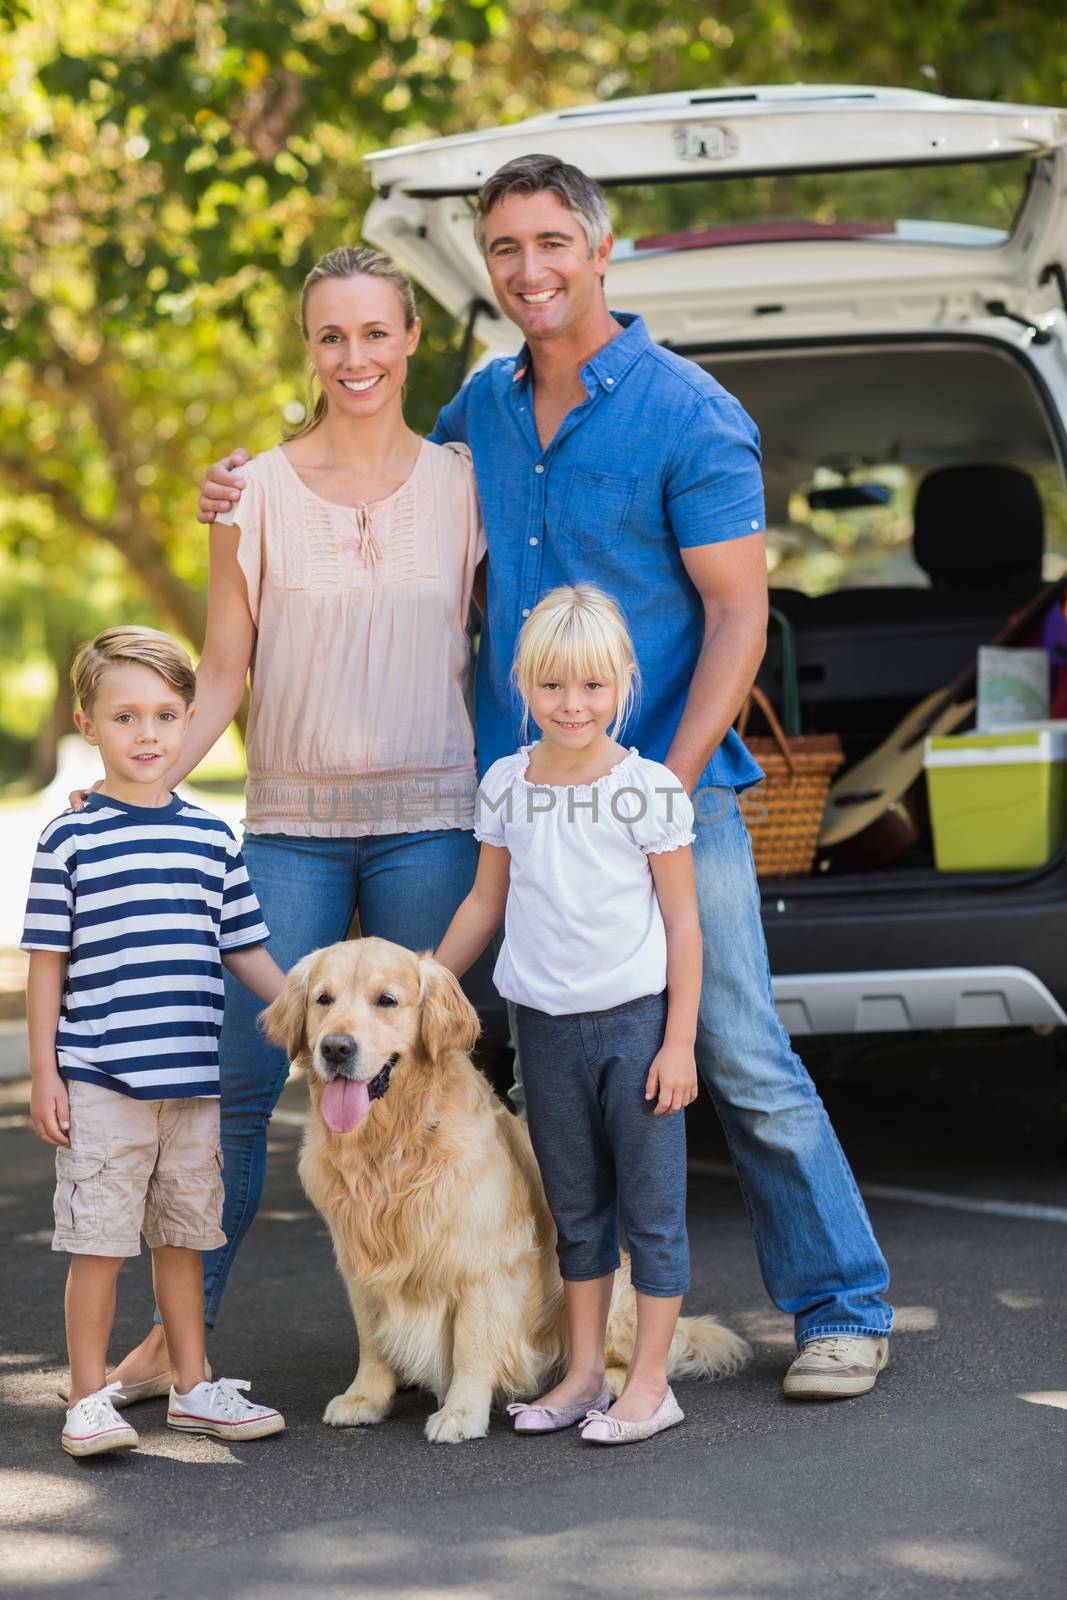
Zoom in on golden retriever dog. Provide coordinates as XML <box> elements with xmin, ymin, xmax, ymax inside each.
<box><xmin>263</xmin><ymin>937</ymin><xmax>749</xmax><ymax>1443</ymax></box>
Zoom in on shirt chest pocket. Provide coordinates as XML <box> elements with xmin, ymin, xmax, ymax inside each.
<box><xmin>556</xmin><ymin>467</ymin><xmax>638</xmax><ymax>553</ymax></box>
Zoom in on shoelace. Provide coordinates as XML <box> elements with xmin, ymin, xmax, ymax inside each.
<box><xmin>196</xmin><ymin>1377</ymin><xmax>257</xmax><ymax>1416</ymax></box>
<box><xmin>799</xmin><ymin>1338</ymin><xmax>861</xmax><ymax>1364</ymax></box>
<box><xmin>72</xmin><ymin>1380</ymin><xmax>125</xmax><ymax>1425</ymax></box>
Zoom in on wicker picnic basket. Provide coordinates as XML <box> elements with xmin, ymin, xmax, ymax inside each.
<box><xmin>736</xmin><ymin>609</ymin><xmax>844</xmax><ymax>877</ymax></box>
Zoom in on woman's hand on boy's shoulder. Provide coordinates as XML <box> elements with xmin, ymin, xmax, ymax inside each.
<box><xmin>644</xmin><ymin>1041</ymin><xmax>698</xmax><ymax>1116</ymax></box>
<box><xmin>30</xmin><ymin>1069</ymin><xmax>70</xmax><ymax>1147</ymax></box>
<box><xmin>198</xmin><ymin>447</ymin><xmax>253</xmax><ymax>524</ymax></box>
<box><xmin>67</xmin><ymin>779</ymin><xmax>104</xmax><ymax>812</ymax></box>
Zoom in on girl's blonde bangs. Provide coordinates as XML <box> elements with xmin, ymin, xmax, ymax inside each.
<box><xmin>519</xmin><ymin>620</ymin><xmax>622</xmax><ymax>694</ymax></box>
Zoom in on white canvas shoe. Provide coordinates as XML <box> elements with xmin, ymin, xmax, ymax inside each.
<box><xmin>783</xmin><ymin>1336</ymin><xmax>889</xmax><ymax>1399</ymax></box>
<box><xmin>167</xmin><ymin>1378</ymin><xmax>285</xmax><ymax>1441</ymax></box>
<box><xmin>62</xmin><ymin>1382</ymin><xmax>140</xmax><ymax>1458</ymax></box>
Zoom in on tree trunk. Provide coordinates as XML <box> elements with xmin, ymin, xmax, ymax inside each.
<box><xmin>28</xmin><ymin>647</ymin><xmax>76</xmax><ymax>790</ymax></box>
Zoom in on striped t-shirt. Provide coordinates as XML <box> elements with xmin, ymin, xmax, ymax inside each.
<box><xmin>21</xmin><ymin>791</ymin><xmax>269</xmax><ymax>1100</ymax></box>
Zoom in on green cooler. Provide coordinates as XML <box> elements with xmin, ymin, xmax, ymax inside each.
<box><xmin>923</xmin><ymin>725</ymin><xmax>1067</xmax><ymax>872</ymax></box>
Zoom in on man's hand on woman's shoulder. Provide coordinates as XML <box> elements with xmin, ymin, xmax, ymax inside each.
<box><xmin>198</xmin><ymin>447</ymin><xmax>254</xmax><ymax>524</ymax></box>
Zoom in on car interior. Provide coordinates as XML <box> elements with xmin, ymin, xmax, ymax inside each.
<box><xmin>696</xmin><ymin>339</ymin><xmax>1067</xmax><ymax>877</ymax></box>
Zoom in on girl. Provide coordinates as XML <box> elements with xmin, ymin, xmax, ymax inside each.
<box><xmin>74</xmin><ymin>246</ymin><xmax>485</xmax><ymax>1401</ymax></box>
<box><xmin>435</xmin><ymin>583</ymin><xmax>702</xmax><ymax>1445</ymax></box>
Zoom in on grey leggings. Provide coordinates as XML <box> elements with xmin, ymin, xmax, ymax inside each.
<box><xmin>515</xmin><ymin>989</ymin><xmax>690</xmax><ymax>1298</ymax></box>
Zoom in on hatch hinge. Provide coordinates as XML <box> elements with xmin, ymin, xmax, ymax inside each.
<box><xmin>984</xmin><ymin>300</ymin><xmax>1052</xmax><ymax>345</ymax></box>
<box><xmin>456</xmin><ymin>297</ymin><xmax>498</xmax><ymax>387</ymax></box>
<box><xmin>1038</xmin><ymin>262</ymin><xmax>1067</xmax><ymax>313</ymax></box>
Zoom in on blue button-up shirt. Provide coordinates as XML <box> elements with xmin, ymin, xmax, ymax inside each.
<box><xmin>430</xmin><ymin>312</ymin><xmax>765</xmax><ymax>792</ymax></box>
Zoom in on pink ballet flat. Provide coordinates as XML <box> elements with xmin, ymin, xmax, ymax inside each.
<box><xmin>506</xmin><ymin>1384</ymin><xmax>611</xmax><ymax>1434</ymax></box>
<box><xmin>579</xmin><ymin>1387</ymin><xmax>684</xmax><ymax>1445</ymax></box>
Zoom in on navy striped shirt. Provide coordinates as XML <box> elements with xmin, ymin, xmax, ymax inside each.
<box><xmin>21</xmin><ymin>792</ymin><xmax>269</xmax><ymax>1100</ymax></box>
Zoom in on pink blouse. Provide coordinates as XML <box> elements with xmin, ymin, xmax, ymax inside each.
<box><xmin>215</xmin><ymin>440</ymin><xmax>486</xmax><ymax>837</ymax></box>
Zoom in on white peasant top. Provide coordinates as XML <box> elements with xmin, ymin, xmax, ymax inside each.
<box><xmin>474</xmin><ymin>745</ymin><xmax>695</xmax><ymax>1016</ymax></box>
<box><xmin>215</xmin><ymin>440</ymin><xmax>485</xmax><ymax>836</ymax></box>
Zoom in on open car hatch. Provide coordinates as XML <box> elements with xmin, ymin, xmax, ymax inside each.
<box><xmin>363</xmin><ymin>85</ymin><xmax>1067</xmax><ymax>353</ymax></box>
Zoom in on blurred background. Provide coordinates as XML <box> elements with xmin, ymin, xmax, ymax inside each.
<box><xmin>1</xmin><ymin>0</ymin><xmax>1066</xmax><ymax>979</ymax></box>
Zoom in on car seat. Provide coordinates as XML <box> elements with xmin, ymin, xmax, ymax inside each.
<box><xmin>807</xmin><ymin>464</ymin><xmax>1044</xmax><ymax>623</ymax></box>
<box><xmin>758</xmin><ymin>466</ymin><xmax>1046</xmax><ymax>757</ymax></box>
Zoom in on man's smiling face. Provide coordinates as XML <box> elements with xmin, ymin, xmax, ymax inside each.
<box><xmin>482</xmin><ymin>190</ymin><xmax>613</xmax><ymax>345</ymax></box>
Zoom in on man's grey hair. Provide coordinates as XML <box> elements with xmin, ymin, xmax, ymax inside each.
<box><xmin>474</xmin><ymin>154</ymin><xmax>612</xmax><ymax>256</ymax></box>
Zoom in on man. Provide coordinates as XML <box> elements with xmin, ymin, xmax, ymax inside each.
<box><xmin>200</xmin><ymin>155</ymin><xmax>892</xmax><ymax>1399</ymax></box>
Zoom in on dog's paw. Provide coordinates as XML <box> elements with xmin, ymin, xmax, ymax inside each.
<box><xmin>424</xmin><ymin>1405</ymin><xmax>489</xmax><ymax>1444</ymax></box>
<box><xmin>323</xmin><ymin>1392</ymin><xmax>390</xmax><ymax>1428</ymax></box>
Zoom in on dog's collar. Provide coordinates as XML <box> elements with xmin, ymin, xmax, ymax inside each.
<box><xmin>368</xmin><ymin>1054</ymin><xmax>399</xmax><ymax>1102</ymax></box>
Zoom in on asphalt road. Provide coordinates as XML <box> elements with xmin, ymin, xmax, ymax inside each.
<box><xmin>1</xmin><ymin>1034</ymin><xmax>1065</xmax><ymax>1600</ymax></box>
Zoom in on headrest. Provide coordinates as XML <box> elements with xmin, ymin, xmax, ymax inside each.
<box><xmin>914</xmin><ymin>465</ymin><xmax>1044</xmax><ymax>588</ymax></box>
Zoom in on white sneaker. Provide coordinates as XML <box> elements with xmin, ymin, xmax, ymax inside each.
<box><xmin>62</xmin><ymin>1382</ymin><xmax>140</xmax><ymax>1458</ymax></box>
<box><xmin>783</xmin><ymin>1336</ymin><xmax>889</xmax><ymax>1400</ymax></box>
<box><xmin>167</xmin><ymin>1377</ymin><xmax>285</xmax><ymax>1441</ymax></box>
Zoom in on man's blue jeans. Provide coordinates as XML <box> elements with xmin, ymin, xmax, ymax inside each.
<box><xmin>509</xmin><ymin>787</ymin><xmax>892</xmax><ymax>1348</ymax></box>
<box><xmin>158</xmin><ymin>828</ymin><xmax>478</xmax><ymax>1330</ymax></box>
<box><xmin>693</xmin><ymin>787</ymin><xmax>892</xmax><ymax>1345</ymax></box>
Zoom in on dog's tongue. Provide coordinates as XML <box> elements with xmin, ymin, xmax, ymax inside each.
<box><xmin>320</xmin><ymin>1078</ymin><xmax>370</xmax><ymax>1134</ymax></box>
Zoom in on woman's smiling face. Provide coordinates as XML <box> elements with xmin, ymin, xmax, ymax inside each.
<box><xmin>304</xmin><ymin>273</ymin><xmax>420</xmax><ymax>421</ymax></box>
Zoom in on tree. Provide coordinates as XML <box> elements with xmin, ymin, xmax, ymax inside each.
<box><xmin>2</xmin><ymin>0</ymin><xmax>1065</xmax><ymax>779</ymax></box>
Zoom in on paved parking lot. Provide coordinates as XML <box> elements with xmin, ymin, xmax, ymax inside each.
<box><xmin>1</xmin><ymin>1035</ymin><xmax>1064</xmax><ymax>1600</ymax></box>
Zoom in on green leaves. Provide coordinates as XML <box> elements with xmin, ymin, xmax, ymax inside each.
<box><xmin>2</xmin><ymin>0</ymin><xmax>1066</xmax><ymax>778</ymax></box>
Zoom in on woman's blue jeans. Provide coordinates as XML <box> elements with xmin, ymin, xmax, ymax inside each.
<box><xmin>162</xmin><ymin>828</ymin><xmax>478</xmax><ymax>1330</ymax></box>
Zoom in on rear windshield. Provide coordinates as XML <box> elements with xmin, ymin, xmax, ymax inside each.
<box><xmin>606</xmin><ymin>157</ymin><xmax>1033</xmax><ymax>257</ymax></box>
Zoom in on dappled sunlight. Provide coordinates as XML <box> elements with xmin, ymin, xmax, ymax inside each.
<box><xmin>0</xmin><ymin>1350</ymin><xmax>50</xmax><ymax>1369</ymax></box>
<box><xmin>734</xmin><ymin>1304</ymin><xmax>939</xmax><ymax>1345</ymax></box>
<box><xmin>1017</xmin><ymin>1391</ymin><xmax>1067</xmax><ymax>1411</ymax></box>
<box><xmin>258</xmin><ymin>1208</ymin><xmax>315</xmax><ymax>1224</ymax></box>
<box><xmin>0</xmin><ymin>1369</ymin><xmax>67</xmax><ymax>1409</ymax></box>
<box><xmin>878</xmin><ymin>1540</ymin><xmax>1022</xmax><ymax>1580</ymax></box>
<box><xmin>996</xmin><ymin>1290</ymin><xmax>1044</xmax><ymax>1311</ymax></box>
<box><xmin>203</xmin><ymin>1512</ymin><xmax>1042</xmax><ymax>1600</ymax></box>
<box><xmin>248</xmin><ymin>1515</ymin><xmax>805</xmax><ymax>1600</ymax></box>
<box><xmin>735</xmin><ymin>1308</ymin><xmax>794</xmax><ymax>1347</ymax></box>
<box><xmin>0</xmin><ymin>1466</ymin><xmax>97</xmax><ymax>1523</ymax></box>
<box><xmin>889</xmin><ymin>1304</ymin><xmax>938</xmax><ymax>1332</ymax></box>
<box><xmin>0</xmin><ymin>1531</ymin><xmax>117</xmax><ymax>1588</ymax></box>
<box><xmin>134</xmin><ymin>1436</ymin><xmax>245</xmax><ymax>1465</ymax></box>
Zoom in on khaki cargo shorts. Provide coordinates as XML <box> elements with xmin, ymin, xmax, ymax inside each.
<box><xmin>53</xmin><ymin>1079</ymin><xmax>227</xmax><ymax>1258</ymax></box>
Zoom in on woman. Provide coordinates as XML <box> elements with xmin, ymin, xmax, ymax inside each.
<box><xmin>104</xmin><ymin>246</ymin><xmax>485</xmax><ymax>1396</ymax></box>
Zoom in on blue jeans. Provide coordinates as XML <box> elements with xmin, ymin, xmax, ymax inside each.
<box><xmin>170</xmin><ymin>828</ymin><xmax>478</xmax><ymax>1330</ymax></box>
<box><xmin>517</xmin><ymin>990</ymin><xmax>689</xmax><ymax>1298</ymax></box>
<box><xmin>510</xmin><ymin>789</ymin><xmax>893</xmax><ymax>1347</ymax></box>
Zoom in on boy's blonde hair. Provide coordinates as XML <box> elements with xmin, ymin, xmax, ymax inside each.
<box><xmin>72</xmin><ymin>626</ymin><xmax>197</xmax><ymax>713</ymax></box>
<box><xmin>513</xmin><ymin>585</ymin><xmax>639</xmax><ymax>740</ymax></box>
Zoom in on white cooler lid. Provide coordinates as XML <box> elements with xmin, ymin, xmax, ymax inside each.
<box><xmin>924</xmin><ymin>726</ymin><xmax>1067</xmax><ymax>767</ymax></box>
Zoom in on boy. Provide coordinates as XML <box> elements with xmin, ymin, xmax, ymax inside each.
<box><xmin>23</xmin><ymin>626</ymin><xmax>287</xmax><ymax>1458</ymax></box>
